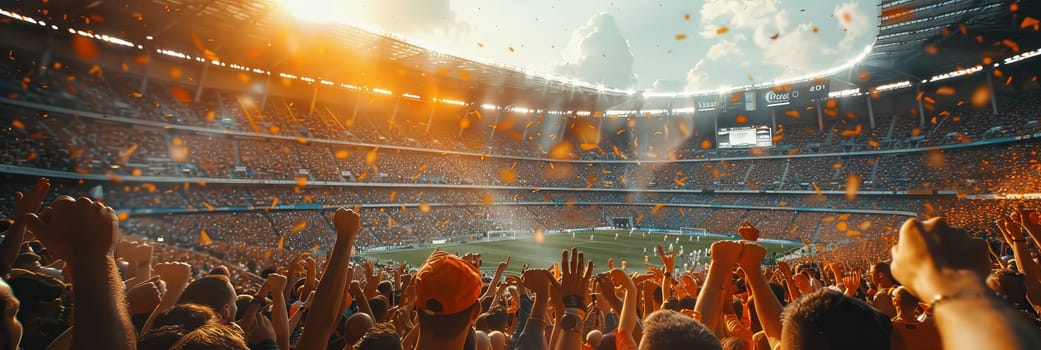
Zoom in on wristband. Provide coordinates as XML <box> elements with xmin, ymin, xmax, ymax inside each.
<box><xmin>928</xmin><ymin>290</ymin><xmax>993</xmax><ymax>310</ymax></box>
<box><xmin>562</xmin><ymin>295</ymin><xmax>587</xmax><ymax>311</ymax></box>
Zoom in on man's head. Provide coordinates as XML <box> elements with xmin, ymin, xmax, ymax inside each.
<box><xmin>639</xmin><ymin>310</ymin><xmax>721</xmax><ymax>350</ymax></box>
<box><xmin>178</xmin><ymin>275</ymin><xmax>238</xmax><ymax>322</ymax></box>
<box><xmin>781</xmin><ymin>289</ymin><xmax>892</xmax><ymax>350</ymax></box>
<box><xmin>415</xmin><ymin>250</ymin><xmax>483</xmax><ymax>340</ymax></box>
<box><xmin>368</xmin><ymin>295</ymin><xmax>389</xmax><ymax>323</ymax></box>
<box><xmin>170</xmin><ymin>324</ymin><xmax>248</xmax><ymax>350</ymax></box>
<box><xmin>870</xmin><ymin>262</ymin><xmax>896</xmax><ymax>287</ymax></box>
<box><xmin>586</xmin><ymin>329</ymin><xmax>603</xmax><ymax>348</ymax></box>
<box><xmin>6</xmin><ymin>273</ymin><xmax>64</xmax><ymax>342</ymax></box>
<box><xmin>352</xmin><ymin>322</ymin><xmax>401</xmax><ymax>350</ymax></box>
<box><xmin>0</xmin><ymin>280</ymin><xmax>22</xmax><ymax>350</ymax></box>
<box><xmin>343</xmin><ymin>313</ymin><xmax>374</xmax><ymax>348</ymax></box>
<box><xmin>154</xmin><ymin>303</ymin><xmax>220</xmax><ymax>332</ymax></box>
<box><xmin>891</xmin><ymin>286</ymin><xmax>919</xmax><ymax>316</ymax></box>
<box><xmin>987</xmin><ymin>269</ymin><xmax>1027</xmax><ymax>303</ymax></box>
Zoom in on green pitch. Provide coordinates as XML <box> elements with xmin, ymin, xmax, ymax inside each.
<box><xmin>361</xmin><ymin>230</ymin><xmax>796</xmax><ymax>275</ymax></box>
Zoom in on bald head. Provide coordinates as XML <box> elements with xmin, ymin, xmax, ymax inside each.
<box><xmin>489</xmin><ymin>331</ymin><xmax>507</xmax><ymax>350</ymax></box>
<box><xmin>343</xmin><ymin>313</ymin><xmax>374</xmax><ymax>348</ymax></box>
<box><xmin>586</xmin><ymin>330</ymin><xmax>603</xmax><ymax>348</ymax></box>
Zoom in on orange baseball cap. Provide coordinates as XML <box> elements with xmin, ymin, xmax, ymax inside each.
<box><xmin>416</xmin><ymin>250</ymin><xmax>483</xmax><ymax>316</ymax></box>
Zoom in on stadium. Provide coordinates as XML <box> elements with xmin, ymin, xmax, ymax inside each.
<box><xmin>0</xmin><ymin>0</ymin><xmax>1040</xmax><ymax>349</ymax></box>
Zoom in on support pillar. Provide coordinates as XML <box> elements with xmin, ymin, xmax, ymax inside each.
<box><xmin>816</xmin><ymin>101</ymin><xmax>824</xmax><ymax>131</ymax></box>
<box><xmin>916</xmin><ymin>85</ymin><xmax>926</xmax><ymax>126</ymax></box>
<box><xmin>193</xmin><ymin>63</ymin><xmax>210</xmax><ymax>103</ymax></box>
<box><xmin>308</xmin><ymin>86</ymin><xmax>319</xmax><ymax>118</ymax></box>
<box><xmin>865</xmin><ymin>94</ymin><xmax>875</xmax><ymax>129</ymax></box>
<box><xmin>425</xmin><ymin>102</ymin><xmax>436</xmax><ymax>133</ymax></box>
<box><xmin>986</xmin><ymin>73</ymin><xmax>999</xmax><ymax>114</ymax></box>
<box><xmin>140</xmin><ymin>57</ymin><xmax>153</xmax><ymax>95</ymax></box>
<box><xmin>350</xmin><ymin>93</ymin><xmax>361</xmax><ymax>123</ymax></box>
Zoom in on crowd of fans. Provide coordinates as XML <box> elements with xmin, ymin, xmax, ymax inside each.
<box><xmin>1</xmin><ymin>179</ymin><xmax>1041</xmax><ymax>350</ymax></box>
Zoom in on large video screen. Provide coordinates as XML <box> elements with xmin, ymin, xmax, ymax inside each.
<box><xmin>717</xmin><ymin>125</ymin><xmax>773</xmax><ymax>149</ymax></box>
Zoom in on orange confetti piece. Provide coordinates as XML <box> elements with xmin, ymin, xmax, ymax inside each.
<box><xmin>548</xmin><ymin>142</ymin><xmax>575</xmax><ymax>160</ymax></box>
<box><xmin>812</xmin><ymin>26</ymin><xmax>819</xmax><ymax>34</ymax></box>
<box><xmin>480</xmin><ymin>194</ymin><xmax>494</xmax><ymax>205</ymax></box>
<box><xmin>675</xmin><ymin>34</ymin><xmax>687</xmax><ymax>40</ymax></box>
<box><xmin>716</xmin><ymin>26</ymin><xmax>729</xmax><ymax>35</ymax></box>
<box><xmin>735</xmin><ymin>115</ymin><xmax>748</xmax><ymax>124</ymax></box>
<box><xmin>419</xmin><ymin>203</ymin><xmax>431</xmax><ymax>213</ymax></box>
<box><xmin>700</xmin><ymin>139</ymin><xmax>713</xmax><ymax>149</ymax></box>
<box><xmin>117</xmin><ymin>212</ymin><xmax>130</xmax><ymax>221</ymax></box>
<box><xmin>132</xmin><ymin>169</ymin><xmax>142</xmax><ymax>177</ymax></box>
<box><xmin>335</xmin><ymin>150</ymin><xmax>349</xmax><ymax>159</ymax></box>
<box><xmin>785</xmin><ymin>110</ymin><xmax>800</xmax><ymax>118</ymax></box>
<box><xmin>651</xmin><ymin>204</ymin><xmax>666</xmax><ymax>216</ymax></box>
<box><xmin>971</xmin><ymin>85</ymin><xmax>991</xmax><ymax>108</ymax></box>
<box><xmin>684</xmin><ymin>13</ymin><xmax>690</xmax><ymax>21</ymax></box>
<box><xmin>1021</xmin><ymin>17</ymin><xmax>1039</xmax><ymax>30</ymax></box>
<box><xmin>936</xmin><ymin>86</ymin><xmax>956</xmax><ymax>96</ymax></box>
<box><xmin>11</xmin><ymin>120</ymin><xmax>24</xmax><ymax>129</ymax></box>
<box><xmin>770</xmin><ymin>33</ymin><xmax>779</xmax><ymax>40</ymax></box>
<box><xmin>846</xmin><ymin>175</ymin><xmax>861</xmax><ymax>200</ymax></box>
<box><xmin>296</xmin><ymin>176</ymin><xmax>308</xmax><ymax>187</ymax></box>
<box><xmin>290</xmin><ymin>219</ymin><xmax>307</xmax><ymax>233</ymax></box>
<box><xmin>366</xmin><ymin>148</ymin><xmax>379</xmax><ymax>165</ymax></box>
<box><xmin>71</xmin><ymin>35</ymin><xmax>99</xmax><ymax>60</ymax></box>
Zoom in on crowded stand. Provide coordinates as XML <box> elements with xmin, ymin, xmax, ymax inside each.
<box><xmin>2</xmin><ymin>0</ymin><xmax>1041</xmax><ymax>349</ymax></box>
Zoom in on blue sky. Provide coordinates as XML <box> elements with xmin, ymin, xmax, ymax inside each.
<box><xmin>284</xmin><ymin>0</ymin><xmax>878</xmax><ymax>91</ymax></box>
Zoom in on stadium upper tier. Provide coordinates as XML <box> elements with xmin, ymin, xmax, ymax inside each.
<box><xmin>1</xmin><ymin>39</ymin><xmax>1040</xmax><ymax>195</ymax></box>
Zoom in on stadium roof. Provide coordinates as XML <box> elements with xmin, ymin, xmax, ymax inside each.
<box><xmin>4</xmin><ymin>0</ymin><xmax>1040</xmax><ymax>109</ymax></box>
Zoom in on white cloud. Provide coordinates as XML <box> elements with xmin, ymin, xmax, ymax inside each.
<box><xmin>684</xmin><ymin>60</ymin><xmax>715</xmax><ymax>92</ymax></box>
<box><xmin>356</xmin><ymin>0</ymin><xmax>468</xmax><ymax>37</ymax></box>
<box><xmin>700</xmin><ymin>0</ymin><xmax>789</xmax><ymax>39</ymax></box>
<box><xmin>649</xmin><ymin>79</ymin><xmax>684</xmax><ymax>92</ymax></box>
<box><xmin>554</xmin><ymin>13</ymin><xmax>637</xmax><ymax>89</ymax></box>
<box><xmin>759</xmin><ymin>23</ymin><xmax>836</xmax><ymax>75</ymax></box>
<box><xmin>705</xmin><ymin>39</ymin><xmax>742</xmax><ymax>60</ymax></box>
<box><xmin>834</xmin><ymin>1</ymin><xmax>873</xmax><ymax>49</ymax></box>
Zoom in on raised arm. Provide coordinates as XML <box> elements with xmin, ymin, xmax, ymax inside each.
<box><xmin>608</xmin><ymin>269</ymin><xmax>638</xmax><ymax>348</ymax></box>
<box><xmin>552</xmin><ymin>248</ymin><xmax>594</xmax><ymax>350</ymax></box>
<box><xmin>738</xmin><ymin>242</ymin><xmax>784</xmax><ymax>348</ymax></box>
<box><xmin>997</xmin><ymin>215</ymin><xmax>1041</xmax><ymax>312</ymax></box>
<box><xmin>695</xmin><ymin>241</ymin><xmax>742</xmax><ymax>332</ymax></box>
<box><xmin>891</xmin><ymin>217</ymin><xmax>1041</xmax><ymax>350</ymax></box>
<box><xmin>26</xmin><ymin>196</ymin><xmax>135</xmax><ymax>350</ymax></box>
<box><xmin>0</xmin><ymin>178</ymin><xmax>49</xmax><ymax>275</ymax></box>
<box><xmin>656</xmin><ymin>245</ymin><xmax>676</xmax><ymax>310</ymax></box>
<box><xmin>295</xmin><ymin>208</ymin><xmax>360</xmax><ymax>350</ymax></box>
<box><xmin>139</xmin><ymin>261</ymin><xmax>192</xmax><ymax>336</ymax></box>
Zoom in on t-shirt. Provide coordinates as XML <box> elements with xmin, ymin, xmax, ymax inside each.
<box><xmin>615</xmin><ymin>327</ymin><xmax>638</xmax><ymax>350</ymax></box>
<box><xmin>890</xmin><ymin>319</ymin><xmax>942</xmax><ymax>350</ymax></box>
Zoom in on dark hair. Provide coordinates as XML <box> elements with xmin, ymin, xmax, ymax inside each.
<box><xmin>138</xmin><ymin>325</ymin><xmax>189</xmax><ymax>350</ymax></box>
<box><xmin>170</xmin><ymin>324</ymin><xmax>248</xmax><ymax>350</ymax></box>
<box><xmin>485</xmin><ymin>306</ymin><xmax>509</xmax><ymax>331</ymax></box>
<box><xmin>416</xmin><ymin>301</ymin><xmax>479</xmax><ymax>339</ymax></box>
<box><xmin>154</xmin><ymin>303</ymin><xmax>219</xmax><ymax>331</ymax></box>
<box><xmin>871</xmin><ymin>263</ymin><xmax>896</xmax><ymax>285</ymax></box>
<box><xmin>353</xmin><ymin>322</ymin><xmax>402</xmax><ymax>350</ymax></box>
<box><xmin>678</xmin><ymin>296</ymin><xmax>697</xmax><ymax>310</ymax></box>
<box><xmin>368</xmin><ymin>296</ymin><xmax>389</xmax><ymax>323</ymax></box>
<box><xmin>721</xmin><ymin>336</ymin><xmax>749</xmax><ymax>350</ymax></box>
<box><xmin>640</xmin><ymin>310</ymin><xmax>721</xmax><ymax>350</ymax></box>
<box><xmin>178</xmin><ymin>275</ymin><xmax>235</xmax><ymax>318</ymax></box>
<box><xmin>782</xmin><ymin>289</ymin><xmax>892</xmax><ymax>350</ymax></box>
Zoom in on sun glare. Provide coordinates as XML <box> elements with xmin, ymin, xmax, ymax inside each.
<box><xmin>278</xmin><ymin>0</ymin><xmax>348</xmax><ymax>24</ymax></box>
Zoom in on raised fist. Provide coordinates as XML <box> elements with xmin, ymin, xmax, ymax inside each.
<box><xmin>25</xmin><ymin>196</ymin><xmax>118</xmax><ymax>265</ymax></box>
<box><xmin>737</xmin><ymin>221</ymin><xmax>760</xmax><ymax>241</ymax></box>
<box><xmin>890</xmin><ymin>217</ymin><xmax>990</xmax><ymax>300</ymax></box>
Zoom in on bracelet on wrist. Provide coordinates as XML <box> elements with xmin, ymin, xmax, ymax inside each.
<box><xmin>928</xmin><ymin>290</ymin><xmax>994</xmax><ymax>310</ymax></box>
<box><xmin>562</xmin><ymin>295</ymin><xmax>587</xmax><ymax>311</ymax></box>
